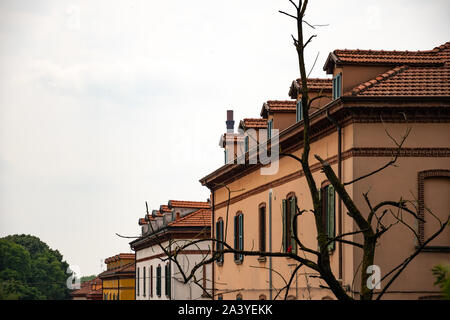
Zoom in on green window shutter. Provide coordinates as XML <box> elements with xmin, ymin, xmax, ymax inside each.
<box><xmin>290</xmin><ymin>197</ymin><xmax>298</xmax><ymax>255</ymax></box>
<box><xmin>168</xmin><ymin>264</ymin><xmax>171</xmax><ymax>298</ymax></box>
<box><xmin>143</xmin><ymin>267</ymin><xmax>146</xmax><ymax>296</ymax></box>
<box><xmin>337</xmin><ymin>74</ymin><xmax>342</xmax><ymax>98</ymax></box>
<box><xmin>164</xmin><ymin>264</ymin><xmax>168</xmax><ymax>296</ymax></box>
<box><xmin>332</xmin><ymin>77</ymin><xmax>336</xmax><ymax>99</ymax></box>
<box><xmin>296</xmin><ymin>100</ymin><xmax>302</xmax><ymax>122</ymax></box>
<box><xmin>156</xmin><ymin>265</ymin><xmax>161</xmax><ymax>296</ymax></box>
<box><xmin>328</xmin><ymin>186</ymin><xmax>336</xmax><ymax>251</ymax></box>
<box><xmin>220</xmin><ymin>220</ymin><xmax>224</xmax><ymax>262</ymax></box>
<box><xmin>239</xmin><ymin>214</ymin><xmax>244</xmax><ymax>261</ymax></box>
<box><xmin>282</xmin><ymin>199</ymin><xmax>287</xmax><ymax>252</ymax></box>
<box><xmin>267</xmin><ymin>119</ymin><xmax>273</xmax><ymax>140</ymax></box>
<box><xmin>245</xmin><ymin>136</ymin><xmax>249</xmax><ymax>153</ymax></box>
<box><xmin>137</xmin><ymin>267</ymin><xmax>140</xmax><ymax>296</ymax></box>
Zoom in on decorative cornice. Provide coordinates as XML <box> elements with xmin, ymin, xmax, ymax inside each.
<box><xmin>136</xmin><ymin>250</ymin><xmax>211</xmax><ymax>264</ymax></box>
<box><xmin>214</xmin><ymin>148</ymin><xmax>450</xmax><ymax>210</ymax></box>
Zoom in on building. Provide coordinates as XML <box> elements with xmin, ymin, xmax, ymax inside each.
<box><xmin>200</xmin><ymin>42</ymin><xmax>450</xmax><ymax>300</ymax></box>
<box><xmin>99</xmin><ymin>253</ymin><xmax>135</xmax><ymax>300</ymax></box>
<box><xmin>70</xmin><ymin>277</ymin><xmax>103</xmax><ymax>300</ymax></box>
<box><xmin>130</xmin><ymin>200</ymin><xmax>212</xmax><ymax>300</ymax></box>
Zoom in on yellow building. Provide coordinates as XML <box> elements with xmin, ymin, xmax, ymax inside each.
<box><xmin>99</xmin><ymin>253</ymin><xmax>135</xmax><ymax>300</ymax></box>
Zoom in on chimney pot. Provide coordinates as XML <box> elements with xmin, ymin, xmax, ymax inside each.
<box><xmin>226</xmin><ymin>109</ymin><xmax>234</xmax><ymax>133</ymax></box>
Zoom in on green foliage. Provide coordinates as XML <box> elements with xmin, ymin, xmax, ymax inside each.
<box><xmin>81</xmin><ymin>275</ymin><xmax>97</xmax><ymax>283</ymax></box>
<box><xmin>0</xmin><ymin>234</ymin><xmax>71</xmax><ymax>300</ymax></box>
<box><xmin>432</xmin><ymin>264</ymin><xmax>450</xmax><ymax>300</ymax></box>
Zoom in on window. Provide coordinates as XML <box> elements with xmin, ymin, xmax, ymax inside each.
<box><xmin>267</xmin><ymin>119</ymin><xmax>273</xmax><ymax>140</ymax></box>
<box><xmin>321</xmin><ymin>184</ymin><xmax>336</xmax><ymax>251</ymax></box>
<box><xmin>224</xmin><ymin>149</ymin><xmax>228</xmax><ymax>164</ymax></box>
<box><xmin>296</xmin><ymin>100</ymin><xmax>302</xmax><ymax>122</ymax></box>
<box><xmin>165</xmin><ymin>263</ymin><xmax>171</xmax><ymax>298</ymax></box>
<box><xmin>113</xmin><ymin>293</ymin><xmax>116</xmax><ymax>300</ymax></box>
<box><xmin>259</xmin><ymin>294</ymin><xmax>267</xmax><ymax>300</ymax></box>
<box><xmin>143</xmin><ymin>266</ymin><xmax>146</xmax><ymax>297</ymax></box>
<box><xmin>282</xmin><ymin>194</ymin><xmax>298</xmax><ymax>254</ymax></box>
<box><xmin>136</xmin><ymin>267</ymin><xmax>140</xmax><ymax>296</ymax></box>
<box><xmin>259</xmin><ymin>204</ymin><xmax>266</xmax><ymax>252</ymax></box>
<box><xmin>236</xmin><ymin>293</ymin><xmax>243</xmax><ymax>300</ymax></box>
<box><xmin>217</xmin><ymin>294</ymin><xmax>223</xmax><ymax>300</ymax></box>
<box><xmin>150</xmin><ymin>265</ymin><xmax>153</xmax><ymax>297</ymax></box>
<box><xmin>332</xmin><ymin>73</ymin><xmax>342</xmax><ymax>99</ymax></box>
<box><xmin>156</xmin><ymin>265</ymin><xmax>162</xmax><ymax>297</ymax></box>
<box><xmin>216</xmin><ymin>218</ymin><xmax>224</xmax><ymax>263</ymax></box>
<box><xmin>234</xmin><ymin>212</ymin><xmax>244</xmax><ymax>262</ymax></box>
<box><xmin>244</xmin><ymin>135</ymin><xmax>249</xmax><ymax>153</ymax></box>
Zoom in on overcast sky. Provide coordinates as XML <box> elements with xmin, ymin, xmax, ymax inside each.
<box><xmin>0</xmin><ymin>0</ymin><xmax>448</xmax><ymax>276</ymax></box>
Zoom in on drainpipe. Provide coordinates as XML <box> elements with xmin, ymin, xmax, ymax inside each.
<box><xmin>211</xmin><ymin>188</ymin><xmax>215</xmax><ymax>300</ymax></box>
<box><xmin>326</xmin><ymin>109</ymin><xmax>343</xmax><ymax>280</ymax></box>
<box><xmin>268</xmin><ymin>189</ymin><xmax>273</xmax><ymax>300</ymax></box>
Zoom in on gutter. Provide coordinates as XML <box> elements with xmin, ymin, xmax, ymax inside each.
<box><xmin>268</xmin><ymin>189</ymin><xmax>273</xmax><ymax>300</ymax></box>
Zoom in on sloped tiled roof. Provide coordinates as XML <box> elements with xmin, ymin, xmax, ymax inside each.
<box><xmin>104</xmin><ymin>253</ymin><xmax>135</xmax><ymax>264</ymax></box>
<box><xmin>288</xmin><ymin>78</ymin><xmax>332</xmax><ymax>98</ymax></box>
<box><xmin>167</xmin><ymin>208</ymin><xmax>211</xmax><ymax>227</ymax></box>
<box><xmin>260</xmin><ymin>100</ymin><xmax>296</xmax><ymax>118</ymax></box>
<box><xmin>168</xmin><ymin>200</ymin><xmax>211</xmax><ymax>209</ymax></box>
<box><xmin>160</xmin><ymin>205</ymin><xmax>172</xmax><ymax>213</ymax></box>
<box><xmin>239</xmin><ymin>118</ymin><xmax>268</xmax><ymax>130</ymax></box>
<box><xmin>344</xmin><ymin>42</ymin><xmax>450</xmax><ymax>97</ymax></box>
<box><xmin>98</xmin><ymin>261</ymin><xmax>135</xmax><ymax>278</ymax></box>
<box><xmin>324</xmin><ymin>41</ymin><xmax>449</xmax><ymax>73</ymax></box>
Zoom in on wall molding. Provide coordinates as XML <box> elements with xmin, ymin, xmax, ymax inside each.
<box><xmin>214</xmin><ymin>148</ymin><xmax>450</xmax><ymax>210</ymax></box>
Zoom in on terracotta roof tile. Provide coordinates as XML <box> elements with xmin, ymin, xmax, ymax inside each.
<box><xmin>288</xmin><ymin>78</ymin><xmax>332</xmax><ymax>98</ymax></box>
<box><xmin>98</xmin><ymin>261</ymin><xmax>135</xmax><ymax>278</ymax></box>
<box><xmin>168</xmin><ymin>208</ymin><xmax>211</xmax><ymax>227</ymax></box>
<box><xmin>239</xmin><ymin>118</ymin><xmax>268</xmax><ymax>130</ymax></box>
<box><xmin>160</xmin><ymin>205</ymin><xmax>172</xmax><ymax>213</ymax></box>
<box><xmin>104</xmin><ymin>253</ymin><xmax>135</xmax><ymax>264</ymax></box>
<box><xmin>260</xmin><ymin>100</ymin><xmax>296</xmax><ymax>117</ymax></box>
<box><xmin>324</xmin><ymin>41</ymin><xmax>449</xmax><ymax>73</ymax></box>
<box><xmin>345</xmin><ymin>64</ymin><xmax>450</xmax><ymax>97</ymax></box>
<box><xmin>168</xmin><ymin>200</ymin><xmax>211</xmax><ymax>209</ymax></box>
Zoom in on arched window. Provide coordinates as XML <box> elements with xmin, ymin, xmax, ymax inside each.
<box><xmin>259</xmin><ymin>203</ymin><xmax>266</xmax><ymax>252</ymax></box>
<box><xmin>321</xmin><ymin>182</ymin><xmax>336</xmax><ymax>251</ymax></box>
<box><xmin>259</xmin><ymin>294</ymin><xmax>267</xmax><ymax>300</ymax></box>
<box><xmin>234</xmin><ymin>212</ymin><xmax>244</xmax><ymax>262</ymax></box>
<box><xmin>216</xmin><ymin>218</ymin><xmax>224</xmax><ymax>263</ymax></box>
<box><xmin>217</xmin><ymin>294</ymin><xmax>223</xmax><ymax>300</ymax></box>
<box><xmin>236</xmin><ymin>293</ymin><xmax>243</xmax><ymax>300</ymax></box>
<box><xmin>282</xmin><ymin>193</ymin><xmax>297</xmax><ymax>254</ymax></box>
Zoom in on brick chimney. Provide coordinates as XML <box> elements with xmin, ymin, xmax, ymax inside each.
<box><xmin>226</xmin><ymin>110</ymin><xmax>234</xmax><ymax>133</ymax></box>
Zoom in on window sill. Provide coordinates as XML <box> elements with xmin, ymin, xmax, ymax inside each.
<box><xmin>257</xmin><ymin>256</ymin><xmax>267</xmax><ymax>263</ymax></box>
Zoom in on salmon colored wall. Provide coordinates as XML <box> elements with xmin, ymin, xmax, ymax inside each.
<box><xmin>213</xmin><ymin>124</ymin><xmax>355</xmax><ymax>300</ymax></box>
<box><xmin>213</xmin><ymin>118</ymin><xmax>450</xmax><ymax>299</ymax></box>
<box><xmin>335</xmin><ymin>65</ymin><xmax>391</xmax><ymax>94</ymax></box>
